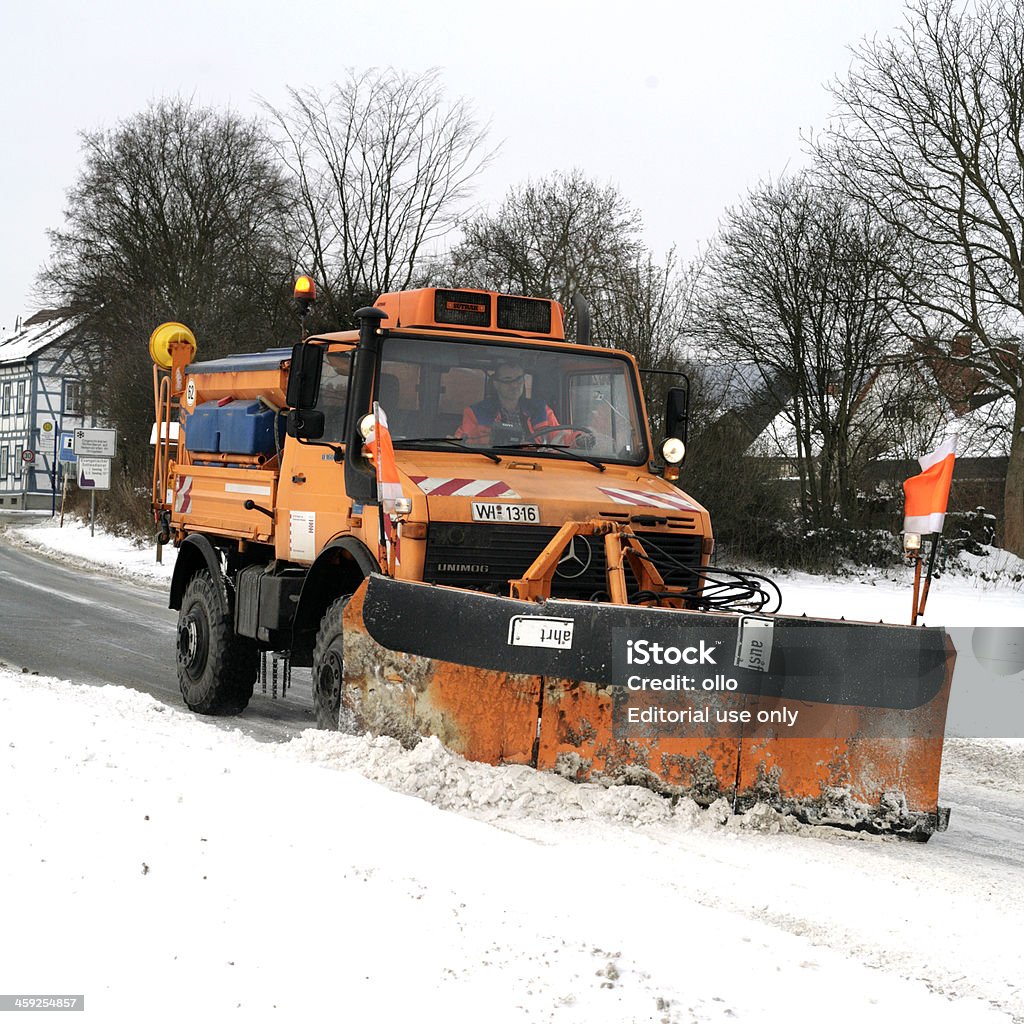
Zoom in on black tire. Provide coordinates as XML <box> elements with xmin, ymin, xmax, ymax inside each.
<box><xmin>312</xmin><ymin>596</ymin><xmax>349</xmax><ymax>730</ymax></box>
<box><xmin>177</xmin><ymin>569</ymin><xmax>258</xmax><ymax>715</ymax></box>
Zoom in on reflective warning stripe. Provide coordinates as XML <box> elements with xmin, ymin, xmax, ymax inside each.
<box><xmin>174</xmin><ymin>476</ymin><xmax>193</xmax><ymax>514</ymax></box>
<box><xmin>225</xmin><ymin>483</ymin><xmax>272</xmax><ymax>496</ymax></box>
<box><xmin>409</xmin><ymin>476</ymin><xmax>520</xmax><ymax>499</ymax></box>
<box><xmin>597</xmin><ymin>485</ymin><xmax>698</xmax><ymax>512</ymax></box>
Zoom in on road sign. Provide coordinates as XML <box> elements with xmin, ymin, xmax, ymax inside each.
<box><xmin>39</xmin><ymin>420</ymin><xmax>57</xmax><ymax>449</ymax></box>
<box><xmin>21</xmin><ymin>449</ymin><xmax>35</xmax><ymax>463</ymax></box>
<box><xmin>148</xmin><ymin>422</ymin><xmax>180</xmax><ymax>445</ymax></box>
<box><xmin>78</xmin><ymin>457</ymin><xmax>111</xmax><ymax>490</ymax></box>
<box><xmin>58</xmin><ymin>431</ymin><xmax>78</xmax><ymax>464</ymax></box>
<box><xmin>73</xmin><ymin>428</ymin><xmax>117</xmax><ymax>458</ymax></box>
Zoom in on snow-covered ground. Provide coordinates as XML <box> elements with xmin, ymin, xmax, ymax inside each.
<box><xmin>8</xmin><ymin>514</ymin><xmax>1023</xmax><ymax>624</ymax></box>
<box><xmin>1</xmin><ymin>516</ymin><xmax>1023</xmax><ymax>1022</ymax></box>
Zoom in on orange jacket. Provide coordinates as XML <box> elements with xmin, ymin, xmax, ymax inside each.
<box><xmin>458</xmin><ymin>397</ymin><xmax>559</xmax><ymax>444</ymax></box>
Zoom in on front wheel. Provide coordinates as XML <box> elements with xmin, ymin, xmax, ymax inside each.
<box><xmin>312</xmin><ymin>596</ymin><xmax>350</xmax><ymax>730</ymax></box>
<box><xmin>177</xmin><ymin>570</ymin><xmax>258</xmax><ymax>715</ymax></box>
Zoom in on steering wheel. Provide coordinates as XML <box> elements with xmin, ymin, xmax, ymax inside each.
<box><xmin>528</xmin><ymin>423</ymin><xmax>594</xmax><ymax>441</ymax></box>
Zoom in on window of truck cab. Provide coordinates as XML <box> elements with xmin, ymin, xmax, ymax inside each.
<box><xmin>317</xmin><ymin>347</ymin><xmax>352</xmax><ymax>441</ymax></box>
<box><xmin>375</xmin><ymin>336</ymin><xmax>648</xmax><ymax>465</ymax></box>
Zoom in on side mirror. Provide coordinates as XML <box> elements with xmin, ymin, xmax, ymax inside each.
<box><xmin>286</xmin><ymin>342</ymin><xmax>324</xmax><ymax>410</ymax></box>
<box><xmin>664</xmin><ymin>385</ymin><xmax>688</xmax><ymax>442</ymax></box>
<box><xmin>286</xmin><ymin>408</ymin><xmax>325</xmax><ymax>440</ymax></box>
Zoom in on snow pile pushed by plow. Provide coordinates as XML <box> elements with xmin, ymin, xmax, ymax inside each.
<box><xmin>292</xmin><ymin>728</ymin><xmax>812</xmax><ymax>835</ymax></box>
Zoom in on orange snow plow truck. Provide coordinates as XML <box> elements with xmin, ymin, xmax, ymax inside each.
<box><xmin>150</xmin><ymin>285</ymin><xmax>955</xmax><ymax>838</ymax></box>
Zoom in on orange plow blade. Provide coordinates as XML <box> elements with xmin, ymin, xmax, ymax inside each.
<box><xmin>340</xmin><ymin>575</ymin><xmax>954</xmax><ymax>838</ymax></box>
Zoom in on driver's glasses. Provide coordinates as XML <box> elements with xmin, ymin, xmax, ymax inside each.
<box><xmin>494</xmin><ymin>374</ymin><xmax>525</xmax><ymax>386</ymax></box>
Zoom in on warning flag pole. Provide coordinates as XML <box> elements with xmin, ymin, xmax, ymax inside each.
<box><xmin>910</xmin><ymin>551</ymin><xmax>923</xmax><ymax>625</ymax></box>
<box><xmin>915</xmin><ymin>533</ymin><xmax>942</xmax><ymax>624</ymax></box>
<box><xmin>372</xmin><ymin>402</ymin><xmax>388</xmax><ymax>573</ymax></box>
<box><xmin>902</xmin><ymin>437</ymin><xmax>956</xmax><ymax>626</ymax></box>
<box><xmin>365</xmin><ymin>401</ymin><xmax>404</xmax><ymax>576</ymax></box>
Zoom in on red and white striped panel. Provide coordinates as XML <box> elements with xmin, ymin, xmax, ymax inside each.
<box><xmin>174</xmin><ymin>476</ymin><xmax>193</xmax><ymax>514</ymax></box>
<box><xmin>409</xmin><ymin>476</ymin><xmax>520</xmax><ymax>499</ymax></box>
<box><xmin>597</xmin><ymin>485</ymin><xmax>698</xmax><ymax>512</ymax></box>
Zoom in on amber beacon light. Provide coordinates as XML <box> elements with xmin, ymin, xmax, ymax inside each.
<box><xmin>293</xmin><ymin>275</ymin><xmax>317</xmax><ymax>302</ymax></box>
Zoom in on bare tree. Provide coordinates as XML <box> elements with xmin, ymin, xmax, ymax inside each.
<box><xmin>818</xmin><ymin>0</ymin><xmax>1024</xmax><ymax>553</ymax></box>
<box><xmin>265</xmin><ymin>68</ymin><xmax>493</xmax><ymax>328</ymax></box>
<box><xmin>446</xmin><ymin>170</ymin><xmax>700</xmax><ymax>433</ymax></box>
<box><xmin>596</xmin><ymin>248</ymin><xmax>699</xmax><ymax>367</ymax></box>
<box><xmin>42</xmin><ymin>97</ymin><xmax>293</xmax><ymax>488</ymax></box>
<box><xmin>447</xmin><ymin>169</ymin><xmax>646</xmax><ymax>340</ymax></box>
<box><xmin>697</xmin><ymin>173</ymin><xmax>907</xmax><ymax>528</ymax></box>
<box><xmin>595</xmin><ymin>249</ymin><xmax>701</xmax><ymax>437</ymax></box>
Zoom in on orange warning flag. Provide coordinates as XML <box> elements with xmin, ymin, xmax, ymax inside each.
<box><xmin>903</xmin><ymin>437</ymin><xmax>956</xmax><ymax>536</ymax></box>
<box><xmin>365</xmin><ymin>402</ymin><xmax>404</xmax><ymax>513</ymax></box>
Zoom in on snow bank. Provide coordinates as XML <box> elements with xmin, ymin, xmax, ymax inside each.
<box><xmin>2</xmin><ymin>514</ymin><xmax>174</xmax><ymax>583</ymax></box>
<box><xmin>2</xmin><ymin>670</ymin><xmax>1018</xmax><ymax>1023</ymax></box>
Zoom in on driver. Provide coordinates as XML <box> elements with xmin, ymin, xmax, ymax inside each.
<box><xmin>458</xmin><ymin>360</ymin><xmax>560</xmax><ymax>445</ymax></box>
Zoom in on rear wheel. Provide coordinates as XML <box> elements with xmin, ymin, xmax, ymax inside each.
<box><xmin>177</xmin><ymin>570</ymin><xmax>257</xmax><ymax>715</ymax></box>
<box><xmin>312</xmin><ymin>596</ymin><xmax>349</xmax><ymax>730</ymax></box>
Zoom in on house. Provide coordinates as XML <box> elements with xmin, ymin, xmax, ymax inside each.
<box><xmin>0</xmin><ymin>310</ymin><xmax>93</xmax><ymax>510</ymax></box>
<box><xmin>739</xmin><ymin>348</ymin><xmax>1013</xmax><ymax>522</ymax></box>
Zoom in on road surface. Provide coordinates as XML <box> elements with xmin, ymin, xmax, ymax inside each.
<box><xmin>0</xmin><ymin>531</ymin><xmax>314</xmax><ymax>741</ymax></box>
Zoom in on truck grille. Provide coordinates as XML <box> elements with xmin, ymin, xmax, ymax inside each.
<box><xmin>423</xmin><ymin>522</ymin><xmax>702</xmax><ymax>599</ymax></box>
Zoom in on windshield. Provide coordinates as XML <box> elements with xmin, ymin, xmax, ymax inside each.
<box><xmin>373</xmin><ymin>336</ymin><xmax>648</xmax><ymax>464</ymax></box>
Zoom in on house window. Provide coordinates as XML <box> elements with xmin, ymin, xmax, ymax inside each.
<box><xmin>16</xmin><ymin>380</ymin><xmax>26</xmax><ymax>415</ymax></box>
<box><xmin>64</xmin><ymin>379</ymin><xmax>83</xmax><ymax>416</ymax></box>
<box><xmin>2</xmin><ymin>383</ymin><xmax>10</xmax><ymax>416</ymax></box>
<box><xmin>1</xmin><ymin>446</ymin><xmax>8</xmax><ymax>481</ymax></box>
<box><xmin>14</xmin><ymin>444</ymin><xmax>23</xmax><ymax>481</ymax></box>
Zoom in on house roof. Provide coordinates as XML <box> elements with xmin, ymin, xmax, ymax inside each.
<box><xmin>744</xmin><ymin>359</ymin><xmax>1013</xmax><ymax>461</ymax></box>
<box><xmin>0</xmin><ymin>314</ymin><xmax>82</xmax><ymax>366</ymax></box>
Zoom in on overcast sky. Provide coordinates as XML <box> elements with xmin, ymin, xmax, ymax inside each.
<box><xmin>0</xmin><ymin>0</ymin><xmax>911</xmax><ymax>330</ymax></box>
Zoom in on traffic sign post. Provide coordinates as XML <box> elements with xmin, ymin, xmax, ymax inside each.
<box><xmin>78</xmin><ymin>457</ymin><xmax>111</xmax><ymax>490</ymax></box>
<box><xmin>40</xmin><ymin>420</ymin><xmax>57</xmax><ymax>517</ymax></box>
<box><xmin>58</xmin><ymin>432</ymin><xmax>77</xmax><ymax>463</ymax></box>
<box><xmin>72</xmin><ymin>428</ymin><xmax>117</xmax><ymax>459</ymax></box>
<box><xmin>77</xmin><ymin>455</ymin><xmax>112</xmax><ymax>537</ymax></box>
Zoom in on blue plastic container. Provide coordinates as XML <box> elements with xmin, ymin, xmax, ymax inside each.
<box><xmin>220</xmin><ymin>400</ymin><xmax>279</xmax><ymax>455</ymax></box>
<box><xmin>185</xmin><ymin>401</ymin><xmax>222</xmax><ymax>453</ymax></box>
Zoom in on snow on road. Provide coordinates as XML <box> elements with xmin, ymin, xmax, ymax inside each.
<box><xmin>1</xmin><ymin>516</ymin><xmax>1023</xmax><ymax>1022</ymax></box>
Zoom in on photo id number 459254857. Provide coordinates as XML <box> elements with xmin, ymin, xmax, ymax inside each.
<box><xmin>0</xmin><ymin>995</ymin><xmax>83</xmax><ymax>1011</ymax></box>
<box><xmin>471</xmin><ymin>502</ymin><xmax>540</xmax><ymax>524</ymax></box>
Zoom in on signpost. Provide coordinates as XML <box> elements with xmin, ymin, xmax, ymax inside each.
<box><xmin>73</xmin><ymin>430</ymin><xmax>117</xmax><ymax>536</ymax></box>
<box><xmin>40</xmin><ymin>420</ymin><xmax>57</xmax><ymax>516</ymax></box>
<box><xmin>72</xmin><ymin>428</ymin><xmax>117</xmax><ymax>459</ymax></box>
<box><xmin>58</xmin><ymin>432</ymin><xmax>77</xmax><ymax>464</ymax></box>
<box><xmin>77</xmin><ymin>458</ymin><xmax>111</xmax><ymax>490</ymax></box>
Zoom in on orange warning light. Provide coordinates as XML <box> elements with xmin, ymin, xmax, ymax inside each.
<box><xmin>293</xmin><ymin>276</ymin><xmax>317</xmax><ymax>301</ymax></box>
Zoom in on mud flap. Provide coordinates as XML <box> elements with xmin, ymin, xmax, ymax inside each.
<box><xmin>356</xmin><ymin>574</ymin><xmax>955</xmax><ymax>836</ymax></box>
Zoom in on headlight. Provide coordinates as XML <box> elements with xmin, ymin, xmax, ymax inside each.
<box><xmin>358</xmin><ymin>413</ymin><xmax>376</xmax><ymax>440</ymax></box>
<box><xmin>903</xmin><ymin>532</ymin><xmax>922</xmax><ymax>552</ymax></box>
<box><xmin>661</xmin><ymin>437</ymin><xmax>686</xmax><ymax>464</ymax></box>
<box><xmin>392</xmin><ymin>497</ymin><xmax>413</xmax><ymax>515</ymax></box>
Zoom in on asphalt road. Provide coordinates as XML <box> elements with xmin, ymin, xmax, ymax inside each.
<box><xmin>0</xmin><ymin>530</ymin><xmax>315</xmax><ymax>741</ymax></box>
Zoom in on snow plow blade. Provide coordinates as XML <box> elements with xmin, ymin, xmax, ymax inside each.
<box><xmin>343</xmin><ymin>574</ymin><xmax>955</xmax><ymax>838</ymax></box>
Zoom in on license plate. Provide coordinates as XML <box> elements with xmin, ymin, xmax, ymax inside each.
<box><xmin>734</xmin><ymin>615</ymin><xmax>774</xmax><ymax>672</ymax></box>
<box><xmin>471</xmin><ymin>502</ymin><xmax>540</xmax><ymax>524</ymax></box>
<box><xmin>508</xmin><ymin>616</ymin><xmax>574</xmax><ymax>649</ymax></box>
